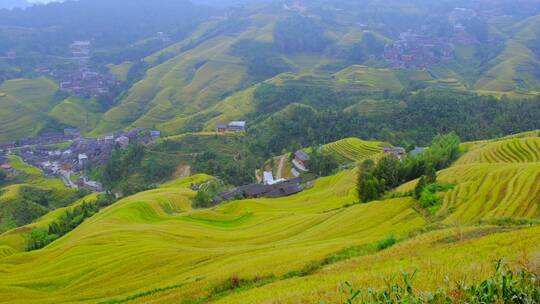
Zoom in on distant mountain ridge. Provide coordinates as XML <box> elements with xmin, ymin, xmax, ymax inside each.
<box><xmin>1</xmin><ymin>0</ymin><xmax>540</xmax><ymax>142</ymax></box>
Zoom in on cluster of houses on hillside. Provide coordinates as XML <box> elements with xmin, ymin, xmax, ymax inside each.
<box><xmin>212</xmin><ymin>147</ymin><xmax>309</xmax><ymax>204</ymax></box>
<box><xmin>211</xmin><ymin>144</ymin><xmax>426</xmax><ymax>204</ymax></box>
<box><xmin>34</xmin><ymin>41</ymin><xmax>119</xmax><ymax>98</ymax></box>
<box><xmin>215</xmin><ymin>178</ymin><xmax>303</xmax><ymax>203</ymax></box>
<box><xmin>54</xmin><ymin>66</ymin><xmax>119</xmax><ymax>98</ymax></box>
<box><xmin>0</xmin><ymin>128</ymin><xmax>161</xmax><ymax>192</ymax></box>
<box><xmin>384</xmin><ymin>8</ymin><xmax>479</xmax><ymax>69</ymax></box>
<box><xmin>384</xmin><ymin>31</ymin><xmax>456</xmax><ymax>69</ymax></box>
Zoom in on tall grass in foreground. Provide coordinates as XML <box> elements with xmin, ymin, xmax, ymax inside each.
<box><xmin>338</xmin><ymin>261</ymin><xmax>540</xmax><ymax>303</ymax></box>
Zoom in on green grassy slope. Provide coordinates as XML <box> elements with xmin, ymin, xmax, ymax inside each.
<box><xmin>0</xmin><ymin>193</ymin><xmax>98</xmax><ymax>258</ymax></box>
<box><xmin>474</xmin><ymin>15</ymin><xmax>540</xmax><ymax>94</ymax></box>
<box><xmin>0</xmin><ymin>133</ymin><xmax>539</xmax><ymax>302</ymax></box>
<box><xmin>0</xmin><ymin>78</ymin><xmax>59</xmax><ymax>141</ymax></box>
<box><xmin>398</xmin><ymin>135</ymin><xmax>540</xmax><ymax>224</ymax></box>
<box><xmin>0</xmin><ymin>156</ymin><xmax>86</xmax><ymax>239</ymax></box>
<box><xmin>437</xmin><ymin>163</ymin><xmax>540</xmax><ymax>223</ymax></box>
<box><xmin>474</xmin><ymin>41</ymin><xmax>540</xmax><ymax>93</ymax></box>
<box><xmin>3</xmin><ymin>8</ymin><xmax>540</xmax><ymax>143</ymax></box>
<box><xmin>0</xmin><ymin>171</ymin><xmax>425</xmax><ymax>303</ymax></box>
<box><xmin>322</xmin><ymin>137</ymin><xmax>385</xmax><ymax>164</ymax></box>
<box><xmin>0</xmin><ymin>78</ymin><xmax>104</xmax><ymax>140</ymax></box>
<box><xmin>92</xmin><ymin>14</ymin><xmax>283</xmax><ymax>135</ymax></box>
<box><xmin>48</xmin><ymin>97</ymin><xmax>101</xmax><ymax>131</ymax></box>
<box><xmin>215</xmin><ymin>225</ymin><xmax>540</xmax><ymax>303</ymax></box>
<box><xmin>109</xmin><ymin>62</ymin><xmax>134</xmax><ymax>82</ymax></box>
<box><xmin>456</xmin><ymin>137</ymin><xmax>540</xmax><ymax>164</ymax></box>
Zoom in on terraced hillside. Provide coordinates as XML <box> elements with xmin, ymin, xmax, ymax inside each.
<box><xmin>438</xmin><ymin>163</ymin><xmax>540</xmax><ymax>223</ymax></box>
<box><xmin>0</xmin><ymin>133</ymin><xmax>539</xmax><ymax>302</ymax></box>
<box><xmin>0</xmin><ymin>78</ymin><xmax>58</xmax><ymax>141</ymax></box>
<box><xmin>0</xmin><ymin>193</ymin><xmax>98</xmax><ymax>258</ymax></box>
<box><xmin>322</xmin><ymin>137</ymin><xmax>385</xmax><ymax>164</ymax></box>
<box><xmin>87</xmin><ymin>5</ymin><xmax>540</xmax><ymax>137</ymax></box>
<box><xmin>0</xmin><ymin>156</ymin><xmax>87</xmax><ymax>240</ymax></box>
<box><xmin>0</xmin><ymin>172</ymin><xmax>426</xmax><ymax>303</ymax></box>
<box><xmin>456</xmin><ymin>137</ymin><xmax>540</xmax><ymax>164</ymax></box>
<box><xmin>214</xmin><ymin>225</ymin><xmax>540</xmax><ymax>303</ymax></box>
<box><xmin>92</xmin><ymin>16</ymin><xmax>274</xmax><ymax>135</ymax></box>
<box><xmin>0</xmin><ymin>77</ymin><xmax>108</xmax><ymax>140</ymax></box>
<box><xmin>399</xmin><ymin>135</ymin><xmax>540</xmax><ymax>224</ymax></box>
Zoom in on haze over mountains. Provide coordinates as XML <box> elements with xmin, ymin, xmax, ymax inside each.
<box><xmin>1</xmin><ymin>0</ymin><xmax>540</xmax><ymax>143</ymax></box>
<box><xmin>0</xmin><ymin>1</ymin><xmax>540</xmax><ymax>303</ymax></box>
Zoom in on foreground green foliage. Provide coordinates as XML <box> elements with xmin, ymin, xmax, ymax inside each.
<box><xmin>418</xmin><ymin>183</ymin><xmax>455</xmax><ymax>214</ymax></box>
<box><xmin>0</xmin><ymin>185</ymin><xmax>89</xmax><ymax>233</ymax></box>
<box><xmin>100</xmin><ymin>143</ymin><xmax>175</xmax><ymax>195</ymax></box>
<box><xmin>193</xmin><ymin>179</ymin><xmax>229</xmax><ymax>208</ymax></box>
<box><xmin>251</xmin><ymin>91</ymin><xmax>540</xmax><ymax>158</ymax></box>
<box><xmin>309</xmin><ymin>147</ymin><xmax>340</xmax><ymax>177</ymax></box>
<box><xmin>26</xmin><ymin>194</ymin><xmax>116</xmax><ymax>251</ymax></box>
<box><xmin>340</xmin><ymin>262</ymin><xmax>540</xmax><ymax>304</ymax></box>
<box><xmin>358</xmin><ymin>134</ymin><xmax>460</xmax><ymax>202</ymax></box>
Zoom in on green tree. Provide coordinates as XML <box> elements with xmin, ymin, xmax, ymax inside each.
<box><xmin>373</xmin><ymin>155</ymin><xmax>402</xmax><ymax>189</ymax></box>
<box><xmin>309</xmin><ymin>147</ymin><xmax>339</xmax><ymax>177</ymax></box>
<box><xmin>360</xmin><ymin>159</ymin><xmax>375</xmax><ymax>172</ymax></box>
<box><xmin>414</xmin><ymin>165</ymin><xmax>437</xmax><ymax>199</ymax></box>
<box><xmin>25</xmin><ymin>228</ymin><xmax>58</xmax><ymax>251</ymax></box>
<box><xmin>357</xmin><ymin>171</ymin><xmax>385</xmax><ymax>203</ymax></box>
<box><xmin>424</xmin><ymin>133</ymin><xmax>461</xmax><ymax>170</ymax></box>
<box><xmin>414</xmin><ymin>176</ymin><xmax>429</xmax><ymax>199</ymax></box>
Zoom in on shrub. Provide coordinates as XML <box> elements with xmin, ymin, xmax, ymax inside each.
<box><xmin>193</xmin><ymin>179</ymin><xmax>228</xmax><ymax>208</ymax></box>
<box><xmin>25</xmin><ymin>194</ymin><xmax>116</xmax><ymax>251</ymax></box>
<box><xmin>419</xmin><ymin>190</ymin><xmax>441</xmax><ymax>209</ymax></box>
<box><xmin>418</xmin><ymin>183</ymin><xmax>455</xmax><ymax>213</ymax></box>
<box><xmin>376</xmin><ymin>235</ymin><xmax>397</xmax><ymax>251</ymax></box>
<box><xmin>25</xmin><ymin>228</ymin><xmax>59</xmax><ymax>251</ymax></box>
<box><xmin>309</xmin><ymin>147</ymin><xmax>340</xmax><ymax>177</ymax></box>
<box><xmin>357</xmin><ymin>133</ymin><xmax>461</xmax><ymax>203</ymax></box>
<box><xmin>338</xmin><ymin>262</ymin><xmax>540</xmax><ymax>303</ymax></box>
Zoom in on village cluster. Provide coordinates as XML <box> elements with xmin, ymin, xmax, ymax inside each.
<box><xmin>0</xmin><ymin>128</ymin><xmax>161</xmax><ymax>192</ymax></box>
<box><xmin>384</xmin><ymin>8</ymin><xmax>478</xmax><ymax>68</ymax></box>
<box><xmin>32</xmin><ymin>41</ymin><xmax>120</xmax><ymax>98</ymax></box>
<box><xmin>213</xmin><ymin>143</ymin><xmax>424</xmax><ymax>204</ymax></box>
<box><xmin>1</xmin><ymin>111</ymin><xmax>426</xmax><ymax>204</ymax></box>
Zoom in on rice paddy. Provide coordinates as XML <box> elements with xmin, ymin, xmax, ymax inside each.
<box><xmin>399</xmin><ymin>135</ymin><xmax>540</xmax><ymax>224</ymax></box>
<box><xmin>0</xmin><ymin>78</ymin><xmax>58</xmax><ymax>141</ymax></box>
<box><xmin>0</xmin><ymin>171</ymin><xmax>426</xmax><ymax>303</ymax></box>
<box><xmin>0</xmin><ymin>133</ymin><xmax>538</xmax><ymax>303</ymax></box>
<box><xmin>456</xmin><ymin>137</ymin><xmax>540</xmax><ymax>164</ymax></box>
<box><xmin>322</xmin><ymin>138</ymin><xmax>385</xmax><ymax>164</ymax></box>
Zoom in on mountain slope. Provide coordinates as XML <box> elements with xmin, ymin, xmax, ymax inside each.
<box><xmin>0</xmin><ymin>78</ymin><xmax>58</xmax><ymax>141</ymax></box>
<box><xmin>398</xmin><ymin>135</ymin><xmax>540</xmax><ymax>224</ymax></box>
<box><xmin>0</xmin><ymin>132</ymin><xmax>539</xmax><ymax>303</ymax></box>
<box><xmin>214</xmin><ymin>225</ymin><xmax>540</xmax><ymax>303</ymax></box>
<box><xmin>3</xmin><ymin>1</ymin><xmax>540</xmax><ymax>141</ymax></box>
<box><xmin>0</xmin><ymin>171</ymin><xmax>425</xmax><ymax>303</ymax></box>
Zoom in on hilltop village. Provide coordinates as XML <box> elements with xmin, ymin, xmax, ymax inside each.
<box><xmin>383</xmin><ymin>8</ymin><xmax>479</xmax><ymax>68</ymax></box>
<box><xmin>285</xmin><ymin>2</ymin><xmax>481</xmax><ymax>69</ymax></box>
<box><xmin>51</xmin><ymin>41</ymin><xmax>119</xmax><ymax>98</ymax></box>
